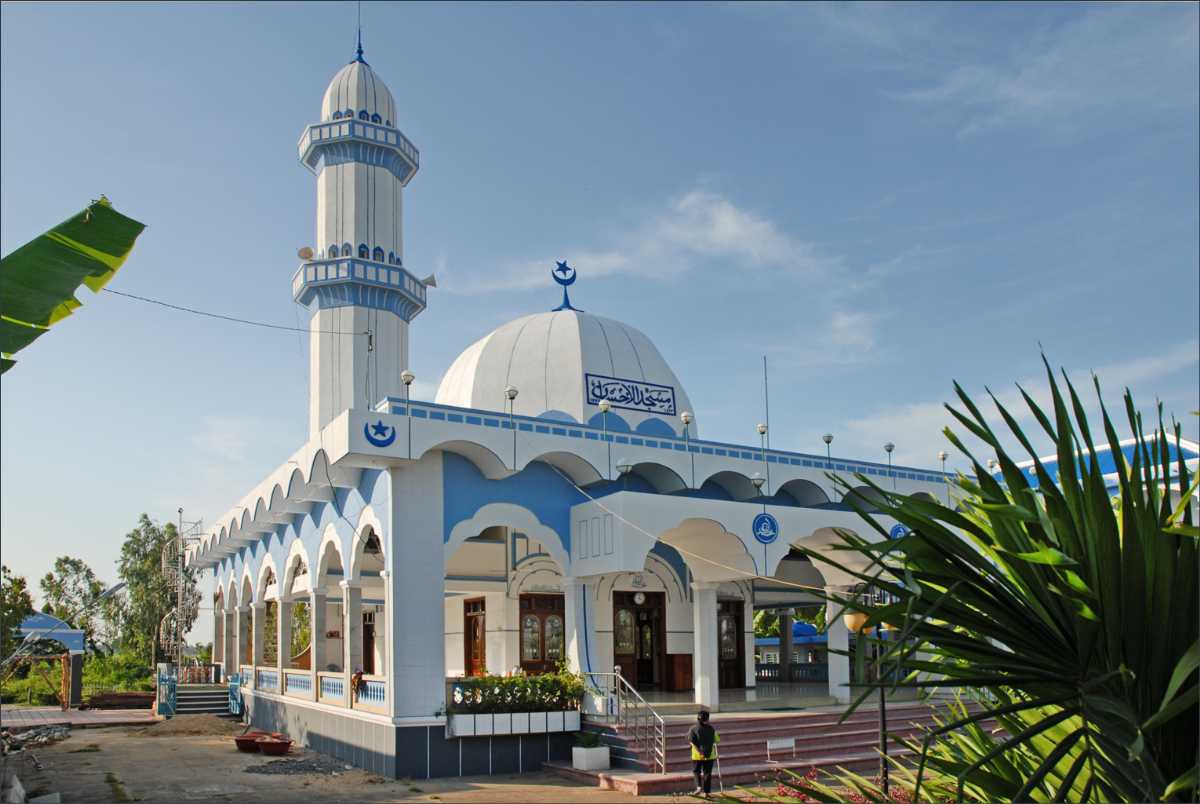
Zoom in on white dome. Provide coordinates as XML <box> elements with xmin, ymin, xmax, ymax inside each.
<box><xmin>320</xmin><ymin>59</ymin><xmax>397</xmax><ymax>126</ymax></box>
<box><xmin>436</xmin><ymin>311</ymin><xmax>696</xmax><ymax>438</ymax></box>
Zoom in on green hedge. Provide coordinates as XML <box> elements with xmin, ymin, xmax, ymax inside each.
<box><xmin>447</xmin><ymin>671</ymin><xmax>584</xmax><ymax>714</ymax></box>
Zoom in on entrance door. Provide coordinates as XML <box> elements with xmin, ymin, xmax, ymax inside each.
<box><xmin>464</xmin><ymin>598</ymin><xmax>486</xmax><ymax>677</ymax></box>
<box><xmin>362</xmin><ymin>612</ymin><xmax>376</xmax><ymax>675</ymax></box>
<box><xmin>613</xmin><ymin>591</ymin><xmax>664</xmax><ymax>690</ymax></box>
<box><xmin>717</xmin><ymin>600</ymin><xmax>744</xmax><ymax>689</ymax></box>
<box><xmin>519</xmin><ymin>594</ymin><xmax>565</xmax><ymax>675</ymax></box>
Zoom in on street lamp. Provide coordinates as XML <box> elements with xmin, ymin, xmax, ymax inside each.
<box><xmin>616</xmin><ymin>459</ymin><xmax>633</xmax><ymax>490</ymax></box>
<box><xmin>505</xmin><ymin>386</ymin><xmax>519</xmax><ymax>469</ymax></box>
<box><xmin>401</xmin><ymin>370</ymin><xmax>415</xmax><ymax>459</ymax></box>
<box><xmin>884</xmin><ymin>442</ymin><xmax>895</xmax><ymax>489</ymax></box>
<box><xmin>822</xmin><ymin>433</ymin><xmax>833</xmax><ymax>461</ymax></box>
<box><xmin>681</xmin><ymin>411</ymin><xmax>695</xmax><ymax>488</ymax></box>
<box><xmin>757</xmin><ymin>423</ymin><xmax>770</xmax><ymax>496</ymax></box>
<box><xmin>843</xmin><ymin>593</ymin><xmax>888</xmax><ymax>799</ymax></box>
<box><xmin>598</xmin><ymin>399</ymin><xmax>612</xmax><ymax>480</ymax></box>
<box><xmin>938</xmin><ymin>450</ymin><xmax>949</xmax><ymax>503</ymax></box>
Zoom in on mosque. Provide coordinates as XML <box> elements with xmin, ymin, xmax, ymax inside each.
<box><xmin>186</xmin><ymin>42</ymin><xmax>953</xmax><ymax>779</ymax></box>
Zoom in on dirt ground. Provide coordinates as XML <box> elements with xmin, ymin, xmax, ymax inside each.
<box><xmin>5</xmin><ymin>719</ymin><xmax>698</xmax><ymax>802</ymax></box>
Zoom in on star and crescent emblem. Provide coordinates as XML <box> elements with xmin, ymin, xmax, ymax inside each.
<box><xmin>363</xmin><ymin>419</ymin><xmax>396</xmax><ymax>448</ymax></box>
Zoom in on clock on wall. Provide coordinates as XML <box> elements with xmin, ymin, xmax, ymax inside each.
<box><xmin>633</xmin><ymin>592</ymin><xmax>646</xmax><ymax>605</ymax></box>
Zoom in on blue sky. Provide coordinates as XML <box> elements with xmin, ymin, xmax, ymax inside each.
<box><xmin>2</xmin><ymin>2</ymin><xmax>1197</xmax><ymax>607</ymax></box>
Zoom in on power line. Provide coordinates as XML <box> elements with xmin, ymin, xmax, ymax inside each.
<box><xmin>101</xmin><ymin>288</ymin><xmax>364</xmax><ymax>336</ymax></box>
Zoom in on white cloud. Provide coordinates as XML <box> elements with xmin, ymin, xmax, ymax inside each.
<box><xmin>902</xmin><ymin>5</ymin><xmax>1199</xmax><ymax>133</ymax></box>
<box><xmin>840</xmin><ymin>339</ymin><xmax>1200</xmax><ymax>469</ymax></box>
<box><xmin>445</xmin><ymin>188</ymin><xmax>844</xmax><ymax>293</ymax></box>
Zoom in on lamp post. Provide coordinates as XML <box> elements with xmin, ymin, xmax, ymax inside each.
<box><xmin>616</xmin><ymin>459</ymin><xmax>633</xmax><ymax>491</ymax></box>
<box><xmin>505</xmin><ymin>385</ymin><xmax>519</xmax><ymax>469</ymax></box>
<box><xmin>938</xmin><ymin>450</ymin><xmax>949</xmax><ymax>503</ymax></box>
<box><xmin>757</xmin><ymin>423</ymin><xmax>770</xmax><ymax>496</ymax></box>
<box><xmin>401</xmin><ymin>370</ymin><xmax>415</xmax><ymax>460</ymax></box>
<box><xmin>598</xmin><ymin>399</ymin><xmax>612</xmax><ymax>480</ymax></box>
<box><xmin>681</xmin><ymin>411</ymin><xmax>694</xmax><ymax>488</ymax></box>
<box><xmin>843</xmin><ymin>593</ymin><xmax>888</xmax><ymax>799</ymax></box>
<box><xmin>823</xmin><ymin>433</ymin><xmax>836</xmax><ymax>499</ymax></box>
<box><xmin>884</xmin><ymin>442</ymin><xmax>895</xmax><ymax>489</ymax></box>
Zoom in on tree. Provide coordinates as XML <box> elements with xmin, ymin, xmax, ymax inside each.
<box><xmin>1</xmin><ymin>565</ymin><xmax>35</xmax><ymax>660</ymax></box>
<box><xmin>787</xmin><ymin>363</ymin><xmax>1198</xmax><ymax>803</ymax></box>
<box><xmin>753</xmin><ymin>609</ymin><xmax>781</xmax><ymax>639</ymax></box>
<box><xmin>39</xmin><ymin>556</ymin><xmax>106</xmax><ymax>651</ymax></box>
<box><xmin>115</xmin><ymin>514</ymin><xmax>200</xmax><ymax>667</ymax></box>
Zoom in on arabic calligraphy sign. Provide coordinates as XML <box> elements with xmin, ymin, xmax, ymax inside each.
<box><xmin>584</xmin><ymin>372</ymin><xmax>677</xmax><ymax>415</ymax></box>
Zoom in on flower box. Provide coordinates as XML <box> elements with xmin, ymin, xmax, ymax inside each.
<box><xmin>572</xmin><ymin>745</ymin><xmax>610</xmax><ymax>771</ymax></box>
<box><xmin>447</xmin><ymin>710</ymin><xmax>581</xmax><ymax>738</ymax></box>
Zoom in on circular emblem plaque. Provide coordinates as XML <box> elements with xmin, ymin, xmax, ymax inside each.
<box><xmin>752</xmin><ymin>512</ymin><xmax>780</xmax><ymax>545</ymax></box>
<box><xmin>888</xmin><ymin>524</ymin><xmax>910</xmax><ymax>540</ymax></box>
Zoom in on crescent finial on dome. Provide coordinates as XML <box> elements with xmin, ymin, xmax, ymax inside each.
<box><xmin>552</xmin><ymin>260</ymin><xmax>581</xmax><ymax>312</ymax></box>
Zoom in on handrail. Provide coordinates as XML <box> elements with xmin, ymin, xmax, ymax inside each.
<box><xmin>582</xmin><ymin>668</ymin><xmax>666</xmax><ymax>774</ymax></box>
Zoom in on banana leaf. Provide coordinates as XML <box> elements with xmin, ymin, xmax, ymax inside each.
<box><xmin>0</xmin><ymin>197</ymin><xmax>145</xmax><ymax>372</ymax></box>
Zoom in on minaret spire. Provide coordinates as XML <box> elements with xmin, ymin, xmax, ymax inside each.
<box><xmin>355</xmin><ymin>1</ymin><xmax>364</xmax><ymax>62</ymax></box>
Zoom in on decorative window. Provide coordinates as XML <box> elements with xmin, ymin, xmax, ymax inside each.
<box><xmin>332</xmin><ymin>111</ymin><xmax>342</xmax><ymax>120</ymax></box>
<box><xmin>544</xmin><ymin>615</ymin><xmax>564</xmax><ymax>663</ymax></box>
<box><xmin>385</xmin><ymin>120</ymin><xmax>392</xmax><ymax>127</ymax></box>
<box><xmin>615</xmin><ymin>609</ymin><xmax>635</xmax><ymax>655</ymax></box>
<box><xmin>388</xmin><ymin>251</ymin><xmax>396</xmax><ymax>265</ymax></box>
<box><xmin>719</xmin><ymin>616</ymin><xmax>738</xmax><ymax>660</ymax></box>
<box><xmin>343</xmin><ymin>108</ymin><xmax>353</xmax><ymax>119</ymax></box>
<box><xmin>521</xmin><ymin>615</ymin><xmax>542</xmax><ymax>662</ymax></box>
<box><xmin>328</xmin><ymin>244</ymin><xmax>339</xmax><ymax>259</ymax></box>
<box><xmin>358</xmin><ymin>110</ymin><xmax>369</xmax><ymax>120</ymax></box>
<box><xmin>372</xmin><ymin>246</ymin><xmax>384</xmax><ymax>262</ymax></box>
<box><xmin>358</xmin><ymin>244</ymin><xmax>369</xmax><ymax>259</ymax></box>
<box><xmin>341</xmin><ymin>243</ymin><xmax>352</xmax><ymax>257</ymax></box>
<box><xmin>370</xmin><ymin>113</ymin><xmax>381</xmax><ymax>123</ymax></box>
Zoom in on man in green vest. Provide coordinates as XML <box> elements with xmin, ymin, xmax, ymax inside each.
<box><xmin>688</xmin><ymin>709</ymin><xmax>720</xmax><ymax>797</ymax></box>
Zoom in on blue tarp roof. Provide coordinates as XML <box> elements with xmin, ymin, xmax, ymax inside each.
<box><xmin>755</xmin><ymin>620</ymin><xmax>827</xmax><ymax>647</ymax></box>
<box><xmin>17</xmin><ymin>612</ymin><xmax>86</xmax><ymax>652</ymax></box>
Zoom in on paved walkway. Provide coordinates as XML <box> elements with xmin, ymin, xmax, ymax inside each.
<box><xmin>0</xmin><ymin>706</ymin><xmax>156</xmax><ymax>730</ymax></box>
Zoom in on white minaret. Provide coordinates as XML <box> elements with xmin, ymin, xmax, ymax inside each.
<box><xmin>294</xmin><ymin>38</ymin><xmax>426</xmax><ymax>437</ymax></box>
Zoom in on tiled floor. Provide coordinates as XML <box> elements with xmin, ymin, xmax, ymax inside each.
<box><xmin>0</xmin><ymin>705</ymin><xmax>156</xmax><ymax>729</ymax></box>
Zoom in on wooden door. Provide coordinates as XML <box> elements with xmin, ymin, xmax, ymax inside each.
<box><xmin>362</xmin><ymin>612</ymin><xmax>376</xmax><ymax>675</ymax></box>
<box><xmin>717</xmin><ymin>600</ymin><xmax>744</xmax><ymax>689</ymax></box>
<box><xmin>464</xmin><ymin>598</ymin><xmax>486</xmax><ymax>677</ymax></box>
<box><xmin>613</xmin><ymin>591</ymin><xmax>664</xmax><ymax>689</ymax></box>
<box><xmin>519</xmin><ymin>594</ymin><xmax>565</xmax><ymax>675</ymax></box>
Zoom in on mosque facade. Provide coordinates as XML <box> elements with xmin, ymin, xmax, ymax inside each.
<box><xmin>187</xmin><ymin>46</ymin><xmax>952</xmax><ymax>779</ymax></box>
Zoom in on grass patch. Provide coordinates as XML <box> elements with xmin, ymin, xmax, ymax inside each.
<box><xmin>105</xmin><ymin>771</ymin><xmax>132</xmax><ymax>802</ymax></box>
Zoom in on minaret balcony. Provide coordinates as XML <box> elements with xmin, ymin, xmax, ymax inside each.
<box><xmin>298</xmin><ymin>120</ymin><xmax>419</xmax><ymax>185</ymax></box>
<box><xmin>293</xmin><ymin>257</ymin><xmax>427</xmax><ymax>322</ymax></box>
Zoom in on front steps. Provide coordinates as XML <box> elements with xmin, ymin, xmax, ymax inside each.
<box><xmin>174</xmin><ymin>685</ymin><xmax>231</xmax><ymax>716</ymax></box>
<box><xmin>548</xmin><ymin>701</ymin><xmax>959</xmax><ymax>795</ymax></box>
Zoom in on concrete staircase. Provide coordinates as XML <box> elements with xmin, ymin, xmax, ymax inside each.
<box><xmin>548</xmin><ymin>701</ymin><xmax>952</xmax><ymax>795</ymax></box>
<box><xmin>174</xmin><ymin>684</ymin><xmax>230</xmax><ymax>716</ymax></box>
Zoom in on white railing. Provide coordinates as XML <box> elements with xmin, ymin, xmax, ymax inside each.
<box><xmin>583</xmin><ymin>668</ymin><xmax>666</xmax><ymax>774</ymax></box>
<box><xmin>240</xmin><ymin>665</ymin><xmax>253</xmax><ymax>687</ymax></box>
<box><xmin>317</xmin><ymin>672</ymin><xmax>344</xmax><ymax>704</ymax></box>
<box><xmin>353</xmin><ymin>675</ymin><xmax>387</xmax><ymax>712</ymax></box>
<box><xmin>255</xmin><ymin>667</ymin><xmax>279</xmax><ymax>693</ymax></box>
<box><xmin>283</xmin><ymin>669</ymin><xmax>312</xmax><ymax>698</ymax></box>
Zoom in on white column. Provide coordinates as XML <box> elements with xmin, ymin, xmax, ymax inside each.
<box><xmin>562</xmin><ymin>576</ymin><xmax>595</xmax><ymax>674</ymax></box>
<box><xmin>213</xmin><ymin>610</ymin><xmax>224</xmax><ymax>671</ymax></box>
<box><xmin>341</xmin><ymin>580</ymin><xmax>362</xmax><ymax>709</ymax></box>
<box><xmin>309</xmin><ymin>589</ymin><xmax>327</xmax><ymax>701</ymax></box>
<box><xmin>251</xmin><ymin>603</ymin><xmax>266</xmax><ymax>667</ymax></box>
<box><xmin>825</xmin><ymin>587</ymin><xmax>851</xmax><ymax>703</ymax></box>
<box><xmin>237</xmin><ymin>607</ymin><xmax>250</xmax><ymax>671</ymax></box>
<box><xmin>692</xmin><ymin>581</ymin><xmax>720</xmax><ymax>711</ymax></box>
<box><xmin>779</xmin><ymin>609</ymin><xmax>793</xmax><ymax>680</ymax></box>
<box><xmin>224</xmin><ymin>610</ymin><xmax>237</xmax><ymax>678</ymax></box>
<box><xmin>378</xmin><ymin>570</ymin><xmax>391</xmax><ymax>679</ymax></box>
<box><xmin>388</xmin><ymin>458</ymin><xmax>446</xmax><ymax>719</ymax></box>
<box><xmin>277</xmin><ymin>600</ymin><xmax>293</xmax><ymax>674</ymax></box>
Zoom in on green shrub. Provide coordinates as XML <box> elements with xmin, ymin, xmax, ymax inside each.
<box><xmin>446</xmin><ymin>670</ymin><xmax>585</xmax><ymax>714</ymax></box>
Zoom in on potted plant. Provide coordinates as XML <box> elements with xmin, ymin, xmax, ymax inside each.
<box><xmin>571</xmin><ymin>729</ymin><xmax>610</xmax><ymax>771</ymax></box>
